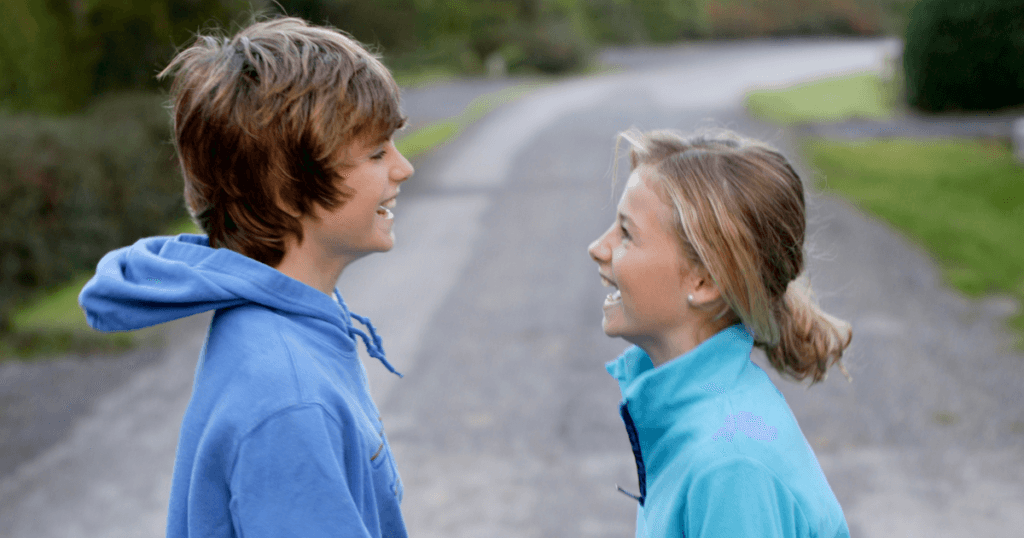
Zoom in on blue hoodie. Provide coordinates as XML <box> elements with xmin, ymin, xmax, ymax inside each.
<box><xmin>79</xmin><ymin>234</ymin><xmax>407</xmax><ymax>538</ymax></box>
<box><xmin>606</xmin><ymin>325</ymin><xmax>850</xmax><ymax>538</ymax></box>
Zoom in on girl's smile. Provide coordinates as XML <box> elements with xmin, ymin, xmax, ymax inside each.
<box><xmin>589</xmin><ymin>169</ymin><xmax>693</xmax><ymax>349</ymax></box>
<box><xmin>588</xmin><ymin>167</ymin><xmax>724</xmax><ymax>366</ymax></box>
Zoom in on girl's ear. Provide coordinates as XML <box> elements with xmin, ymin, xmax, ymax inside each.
<box><xmin>686</xmin><ymin>270</ymin><xmax>723</xmax><ymax>309</ymax></box>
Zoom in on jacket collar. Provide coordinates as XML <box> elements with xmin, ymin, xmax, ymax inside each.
<box><xmin>605</xmin><ymin>324</ymin><xmax>755</xmax><ymax>497</ymax></box>
<box><xmin>606</xmin><ymin>324</ymin><xmax>754</xmax><ymax>423</ymax></box>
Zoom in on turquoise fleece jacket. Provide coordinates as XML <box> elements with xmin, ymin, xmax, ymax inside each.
<box><xmin>606</xmin><ymin>325</ymin><xmax>850</xmax><ymax>538</ymax></box>
<box><xmin>79</xmin><ymin>234</ymin><xmax>406</xmax><ymax>538</ymax></box>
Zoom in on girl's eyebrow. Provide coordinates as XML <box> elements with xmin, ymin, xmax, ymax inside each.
<box><xmin>618</xmin><ymin>212</ymin><xmax>635</xmax><ymax>227</ymax></box>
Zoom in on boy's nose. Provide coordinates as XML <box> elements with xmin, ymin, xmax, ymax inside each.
<box><xmin>394</xmin><ymin>156</ymin><xmax>414</xmax><ymax>183</ymax></box>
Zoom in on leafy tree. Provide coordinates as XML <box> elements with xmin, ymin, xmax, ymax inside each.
<box><xmin>0</xmin><ymin>0</ymin><xmax>91</xmax><ymax>113</ymax></box>
<box><xmin>0</xmin><ymin>0</ymin><xmax>247</xmax><ymax>114</ymax></box>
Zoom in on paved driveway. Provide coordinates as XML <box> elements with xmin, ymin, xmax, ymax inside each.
<box><xmin>2</xmin><ymin>38</ymin><xmax>1022</xmax><ymax>537</ymax></box>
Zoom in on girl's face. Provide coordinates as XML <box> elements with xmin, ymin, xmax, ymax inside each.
<box><xmin>588</xmin><ymin>169</ymin><xmax>703</xmax><ymax>354</ymax></box>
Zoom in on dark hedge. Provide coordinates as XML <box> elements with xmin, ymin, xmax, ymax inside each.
<box><xmin>903</xmin><ymin>0</ymin><xmax>1024</xmax><ymax>112</ymax></box>
<box><xmin>0</xmin><ymin>93</ymin><xmax>185</xmax><ymax>332</ymax></box>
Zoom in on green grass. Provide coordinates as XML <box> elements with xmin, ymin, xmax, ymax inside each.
<box><xmin>2</xmin><ymin>274</ymin><xmax>144</xmax><ymax>359</ymax></box>
<box><xmin>5</xmin><ymin>217</ymin><xmax>203</xmax><ymax>360</ymax></box>
<box><xmin>391</xmin><ymin>66</ymin><xmax>457</xmax><ymax>89</ymax></box>
<box><xmin>806</xmin><ymin>138</ymin><xmax>1024</xmax><ymax>342</ymax></box>
<box><xmin>395</xmin><ymin>82</ymin><xmax>545</xmax><ymax>159</ymax></box>
<box><xmin>747</xmin><ymin>70</ymin><xmax>1024</xmax><ymax>344</ymax></box>
<box><xmin>745</xmin><ymin>70</ymin><xmax>1024</xmax><ymax>344</ymax></box>
<box><xmin>746</xmin><ymin>71</ymin><xmax>896</xmax><ymax>125</ymax></box>
<box><xmin>13</xmin><ymin>274</ymin><xmax>98</xmax><ymax>334</ymax></box>
<box><xmin>3</xmin><ymin>82</ymin><xmax>539</xmax><ymax>360</ymax></box>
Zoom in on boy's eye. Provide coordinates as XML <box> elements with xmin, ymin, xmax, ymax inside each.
<box><xmin>371</xmin><ymin>149</ymin><xmax>386</xmax><ymax>160</ymax></box>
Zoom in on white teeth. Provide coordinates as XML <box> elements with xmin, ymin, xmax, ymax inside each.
<box><xmin>377</xmin><ymin>197</ymin><xmax>397</xmax><ymax>219</ymax></box>
<box><xmin>600</xmin><ymin>275</ymin><xmax>620</xmax><ymax>305</ymax></box>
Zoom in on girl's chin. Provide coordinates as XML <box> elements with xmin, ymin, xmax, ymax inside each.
<box><xmin>601</xmin><ymin>317</ymin><xmax>623</xmax><ymax>338</ymax></box>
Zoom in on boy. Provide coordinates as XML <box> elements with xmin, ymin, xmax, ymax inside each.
<box><xmin>79</xmin><ymin>17</ymin><xmax>414</xmax><ymax>537</ymax></box>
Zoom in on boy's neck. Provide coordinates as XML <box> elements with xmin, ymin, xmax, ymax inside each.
<box><xmin>275</xmin><ymin>236</ymin><xmax>354</xmax><ymax>297</ymax></box>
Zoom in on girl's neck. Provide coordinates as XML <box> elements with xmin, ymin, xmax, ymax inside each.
<box><xmin>635</xmin><ymin>318</ymin><xmax>734</xmax><ymax>367</ymax></box>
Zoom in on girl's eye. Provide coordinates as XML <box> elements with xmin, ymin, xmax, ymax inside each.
<box><xmin>620</xmin><ymin>225</ymin><xmax>631</xmax><ymax>241</ymax></box>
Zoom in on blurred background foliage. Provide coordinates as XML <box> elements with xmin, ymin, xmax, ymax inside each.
<box><xmin>1</xmin><ymin>0</ymin><xmax>1022</xmax><ymax>347</ymax></box>
<box><xmin>902</xmin><ymin>0</ymin><xmax>1024</xmax><ymax>112</ymax></box>
<box><xmin>1</xmin><ymin>0</ymin><xmax>919</xmax><ymax>116</ymax></box>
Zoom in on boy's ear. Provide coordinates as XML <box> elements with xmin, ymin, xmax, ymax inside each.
<box><xmin>275</xmin><ymin>190</ymin><xmax>302</xmax><ymax>219</ymax></box>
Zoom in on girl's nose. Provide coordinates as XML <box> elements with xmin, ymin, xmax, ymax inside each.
<box><xmin>588</xmin><ymin>238</ymin><xmax>604</xmax><ymax>263</ymax></box>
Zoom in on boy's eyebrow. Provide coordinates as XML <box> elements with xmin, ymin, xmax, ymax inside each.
<box><xmin>357</xmin><ymin>140</ymin><xmax>386</xmax><ymax>160</ymax></box>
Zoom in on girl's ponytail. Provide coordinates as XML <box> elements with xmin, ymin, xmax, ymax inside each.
<box><xmin>761</xmin><ymin>280</ymin><xmax>852</xmax><ymax>384</ymax></box>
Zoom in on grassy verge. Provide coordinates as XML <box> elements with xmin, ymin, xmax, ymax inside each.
<box><xmin>391</xmin><ymin>66</ymin><xmax>458</xmax><ymax>89</ymax></box>
<box><xmin>806</xmin><ymin>138</ymin><xmax>1024</xmax><ymax>342</ymax></box>
<box><xmin>745</xmin><ymin>71</ymin><xmax>896</xmax><ymax>125</ymax></box>
<box><xmin>2</xmin><ymin>81</ymin><xmax>539</xmax><ymax>361</ymax></box>
<box><xmin>395</xmin><ymin>82</ymin><xmax>546</xmax><ymax>159</ymax></box>
<box><xmin>2</xmin><ymin>275</ymin><xmax>144</xmax><ymax>359</ymax></box>
<box><xmin>747</xmin><ymin>70</ymin><xmax>1024</xmax><ymax>346</ymax></box>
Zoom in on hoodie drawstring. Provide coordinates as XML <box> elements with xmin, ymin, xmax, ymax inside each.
<box><xmin>349</xmin><ymin>312</ymin><xmax>403</xmax><ymax>378</ymax></box>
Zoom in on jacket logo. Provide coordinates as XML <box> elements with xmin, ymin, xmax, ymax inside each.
<box><xmin>700</xmin><ymin>381</ymin><xmax>726</xmax><ymax>394</ymax></box>
<box><xmin>712</xmin><ymin>412</ymin><xmax>778</xmax><ymax>442</ymax></box>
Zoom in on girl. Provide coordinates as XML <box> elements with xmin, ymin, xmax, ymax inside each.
<box><xmin>589</xmin><ymin>129</ymin><xmax>852</xmax><ymax>538</ymax></box>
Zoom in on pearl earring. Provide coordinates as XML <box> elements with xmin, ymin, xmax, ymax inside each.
<box><xmin>687</xmin><ymin>294</ymin><xmax>695</xmax><ymax>307</ymax></box>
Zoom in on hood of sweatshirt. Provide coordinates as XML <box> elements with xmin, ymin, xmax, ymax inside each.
<box><xmin>78</xmin><ymin>234</ymin><xmax>400</xmax><ymax>375</ymax></box>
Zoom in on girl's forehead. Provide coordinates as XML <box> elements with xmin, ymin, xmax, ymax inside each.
<box><xmin>620</xmin><ymin>168</ymin><xmax>663</xmax><ymax>206</ymax></box>
<box><xmin>617</xmin><ymin>169</ymin><xmax>645</xmax><ymax>206</ymax></box>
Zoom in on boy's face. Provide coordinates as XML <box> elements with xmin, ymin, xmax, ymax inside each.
<box><xmin>299</xmin><ymin>137</ymin><xmax>414</xmax><ymax>269</ymax></box>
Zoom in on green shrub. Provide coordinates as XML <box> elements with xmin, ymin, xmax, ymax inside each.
<box><xmin>704</xmin><ymin>0</ymin><xmax>885</xmax><ymax>38</ymax></box>
<box><xmin>903</xmin><ymin>0</ymin><xmax>1024</xmax><ymax>112</ymax></box>
<box><xmin>508</xmin><ymin>18</ymin><xmax>593</xmax><ymax>73</ymax></box>
<box><xmin>0</xmin><ymin>93</ymin><xmax>186</xmax><ymax>332</ymax></box>
<box><xmin>582</xmin><ymin>0</ymin><xmax>646</xmax><ymax>43</ymax></box>
<box><xmin>636</xmin><ymin>0</ymin><xmax>706</xmax><ymax>41</ymax></box>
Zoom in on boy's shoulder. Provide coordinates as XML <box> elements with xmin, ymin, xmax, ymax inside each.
<box><xmin>195</xmin><ymin>302</ymin><xmax>369</xmax><ymax>428</ymax></box>
<box><xmin>208</xmin><ymin>300</ymin><xmax>351</xmax><ymax>358</ymax></box>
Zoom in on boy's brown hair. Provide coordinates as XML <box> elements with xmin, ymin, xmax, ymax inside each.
<box><xmin>159</xmin><ymin>17</ymin><xmax>405</xmax><ymax>267</ymax></box>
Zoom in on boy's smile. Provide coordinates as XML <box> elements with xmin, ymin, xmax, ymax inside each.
<box><xmin>313</xmin><ymin>137</ymin><xmax>413</xmax><ymax>263</ymax></box>
<box><xmin>276</xmin><ymin>136</ymin><xmax>413</xmax><ymax>294</ymax></box>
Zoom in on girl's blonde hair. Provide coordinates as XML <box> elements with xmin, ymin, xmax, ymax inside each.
<box><xmin>619</xmin><ymin>128</ymin><xmax>851</xmax><ymax>384</ymax></box>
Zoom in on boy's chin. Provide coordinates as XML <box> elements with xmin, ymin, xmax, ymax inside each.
<box><xmin>363</xmin><ymin>232</ymin><xmax>395</xmax><ymax>254</ymax></box>
<box><xmin>378</xmin><ymin>233</ymin><xmax>396</xmax><ymax>251</ymax></box>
